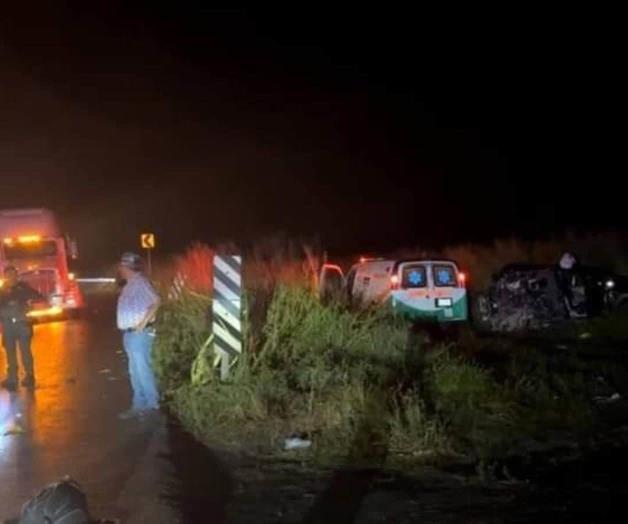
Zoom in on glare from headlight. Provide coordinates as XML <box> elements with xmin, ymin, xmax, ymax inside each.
<box><xmin>51</xmin><ymin>295</ymin><xmax>63</xmax><ymax>305</ymax></box>
<box><xmin>606</xmin><ymin>279</ymin><xmax>615</xmax><ymax>289</ymax></box>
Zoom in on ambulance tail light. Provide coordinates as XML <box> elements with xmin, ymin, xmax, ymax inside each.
<box><xmin>390</xmin><ymin>274</ymin><xmax>400</xmax><ymax>290</ymax></box>
<box><xmin>458</xmin><ymin>272</ymin><xmax>467</xmax><ymax>287</ymax></box>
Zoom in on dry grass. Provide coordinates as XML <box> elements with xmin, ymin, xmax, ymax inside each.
<box><xmin>173</xmin><ymin>242</ymin><xmax>214</xmax><ymax>294</ymax></box>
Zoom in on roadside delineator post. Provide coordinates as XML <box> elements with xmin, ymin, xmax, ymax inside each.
<box><xmin>212</xmin><ymin>255</ymin><xmax>242</xmax><ymax>380</ymax></box>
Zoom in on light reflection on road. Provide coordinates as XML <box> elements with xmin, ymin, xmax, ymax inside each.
<box><xmin>0</xmin><ymin>391</ymin><xmax>23</xmax><ymax>454</ymax></box>
<box><xmin>0</xmin><ymin>306</ymin><xmax>138</xmax><ymax>518</ymax></box>
<box><xmin>1</xmin><ymin>320</ymin><xmax>91</xmax><ymax>459</ymax></box>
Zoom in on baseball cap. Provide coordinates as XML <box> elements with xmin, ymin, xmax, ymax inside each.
<box><xmin>119</xmin><ymin>252</ymin><xmax>143</xmax><ymax>269</ymax></box>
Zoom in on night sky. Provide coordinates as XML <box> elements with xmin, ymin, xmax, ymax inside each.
<box><xmin>1</xmin><ymin>6</ymin><xmax>623</xmax><ymax>268</ymax></box>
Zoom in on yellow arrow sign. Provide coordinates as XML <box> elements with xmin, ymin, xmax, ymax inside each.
<box><xmin>141</xmin><ymin>233</ymin><xmax>155</xmax><ymax>249</ymax></box>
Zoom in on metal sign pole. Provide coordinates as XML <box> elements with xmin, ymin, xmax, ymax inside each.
<box><xmin>146</xmin><ymin>248</ymin><xmax>152</xmax><ymax>275</ymax></box>
<box><xmin>212</xmin><ymin>255</ymin><xmax>242</xmax><ymax>380</ymax></box>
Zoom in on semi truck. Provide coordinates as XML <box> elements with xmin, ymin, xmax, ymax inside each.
<box><xmin>0</xmin><ymin>208</ymin><xmax>83</xmax><ymax>319</ymax></box>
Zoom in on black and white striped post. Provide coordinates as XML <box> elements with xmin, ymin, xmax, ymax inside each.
<box><xmin>212</xmin><ymin>255</ymin><xmax>243</xmax><ymax>380</ymax></box>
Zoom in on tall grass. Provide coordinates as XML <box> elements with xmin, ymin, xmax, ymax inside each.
<box><xmin>157</xmin><ymin>280</ymin><xmax>581</xmax><ymax>467</ymax></box>
<box><xmin>153</xmin><ymin>291</ymin><xmax>211</xmax><ymax>396</ymax></box>
<box><xmin>165</xmin><ymin>284</ymin><xmax>413</xmax><ymax>460</ymax></box>
<box><xmin>173</xmin><ymin>242</ymin><xmax>214</xmax><ymax>294</ymax></box>
<box><xmin>153</xmin><ymin>237</ymin><xmax>617</xmax><ymax>469</ymax></box>
<box><xmin>429</xmin><ymin>352</ymin><xmax>518</xmax><ymax>459</ymax></box>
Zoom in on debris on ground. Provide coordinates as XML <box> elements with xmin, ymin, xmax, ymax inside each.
<box><xmin>19</xmin><ymin>477</ymin><xmax>90</xmax><ymax>524</ymax></box>
<box><xmin>98</xmin><ymin>369</ymin><xmax>111</xmax><ymax>374</ymax></box>
<box><xmin>3</xmin><ymin>423</ymin><xmax>26</xmax><ymax>436</ymax></box>
<box><xmin>284</xmin><ymin>434</ymin><xmax>312</xmax><ymax>450</ymax></box>
<box><xmin>594</xmin><ymin>392</ymin><xmax>622</xmax><ymax>404</ymax></box>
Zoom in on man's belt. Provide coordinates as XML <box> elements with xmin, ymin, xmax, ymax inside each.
<box><xmin>123</xmin><ymin>322</ymin><xmax>155</xmax><ymax>333</ymax></box>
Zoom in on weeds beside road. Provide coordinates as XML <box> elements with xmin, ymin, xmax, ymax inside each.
<box><xmin>153</xmin><ymin>277</ymin><xmax>624</xmax><ymax>476</ymax></box>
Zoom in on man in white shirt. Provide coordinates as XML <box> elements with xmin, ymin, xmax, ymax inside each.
<box><xmin>116</xmin><ymin>252</ymin><xmax>161</xmax><ymax>419</ymax></box>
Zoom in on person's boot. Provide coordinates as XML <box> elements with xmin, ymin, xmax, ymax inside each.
<box><xmin>21</xmin><ymin>375</ymin><xmax>36</xmax><ymax>389</ymax></box>
<box><xmin>1</xmin><ymin>378</ymin><xmax>17</xmax><ymax>391</ymax></box>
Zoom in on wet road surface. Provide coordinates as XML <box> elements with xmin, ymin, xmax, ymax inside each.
<box><xmin>1</xmin><ymin>293</ymin><xmax>627</xmax><ymax>523</ymax></box>
<box><xmin>0</xmin><ymin>294</ymin><xmax>183</xmax><ymax>521</ymax></box>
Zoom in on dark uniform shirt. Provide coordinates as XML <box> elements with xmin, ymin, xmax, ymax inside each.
<box><xmin>0</xmin><ymin>282</ymin><xmax>43</xmax><ymax>324</ymax></box>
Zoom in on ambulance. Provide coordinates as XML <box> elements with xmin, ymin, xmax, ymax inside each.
<box><xmin>320</xmin><ymin>257</ymin><xmax>468</xmax><ymax>322</ymax></box>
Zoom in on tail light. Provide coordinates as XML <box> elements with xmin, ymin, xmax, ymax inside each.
<box><xmin>458</xmin><ymin>272</ymin><xmax>467</xmax><ymax>286</ymax></box>
<box><xmin>390</xmin><ymin>274</ymin><xmax>400</xmax><ymax>289</ymax></box>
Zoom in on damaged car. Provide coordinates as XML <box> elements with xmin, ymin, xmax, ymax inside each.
<box><xmin>472</xmin><ymin>263</ymin><xmax>628</xmax><ymax>333</ymax></box>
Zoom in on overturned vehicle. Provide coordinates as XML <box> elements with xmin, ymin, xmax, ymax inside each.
<box><xmin>472</xmin><ymin>264</ymin><xmax>628</xmax><ymax>333</ymax></box>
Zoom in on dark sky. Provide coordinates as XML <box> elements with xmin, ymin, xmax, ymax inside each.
<box><xmin>0</xmin><ymin>5</ymin><xmax>623</xmax><ymax>267</ymax></box>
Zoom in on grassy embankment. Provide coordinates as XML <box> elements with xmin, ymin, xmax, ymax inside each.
<box><xmin>152</xmin><ymin>238</ymin><xmax>628</xmax><ymax>470</ymax></box>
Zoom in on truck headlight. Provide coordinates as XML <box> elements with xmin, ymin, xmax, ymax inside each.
<box><xmin>51</xmin><ymin>295</ymin><xmax>63</xmax><ymax>305</ymax></box>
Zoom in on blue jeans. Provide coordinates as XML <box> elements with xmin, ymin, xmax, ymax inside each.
<box><xmin>123</xmin><ymin>330</ymin><xmax>159</xmax><ymax>410</ymax></box>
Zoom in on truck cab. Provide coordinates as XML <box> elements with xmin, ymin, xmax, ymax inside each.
<box><xmin>0</xmin><ymin>209</ymin><xmax>83</xmax><ymax>319</ymax></box>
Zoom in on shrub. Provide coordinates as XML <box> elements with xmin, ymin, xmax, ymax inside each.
<box><xmin>153</xmin><ymin>291</ymin><xmax>211</xmax><ymax>396</ymax></box>
<box><xmin>429</xmin><ymin>352</ymin><xmax>518</xmax><ymax>459</ymax></box>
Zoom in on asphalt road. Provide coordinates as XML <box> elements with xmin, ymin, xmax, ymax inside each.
<box><xmin>0</xmin><ymin>293</ymin><xmax>189</xmax><ymax>522</ymax></box>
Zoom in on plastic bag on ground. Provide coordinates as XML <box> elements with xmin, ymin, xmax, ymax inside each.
<box><xmin>19</xmin><ymin>477</ymin><xmax>90</xmax><ymax>524</ymax></box>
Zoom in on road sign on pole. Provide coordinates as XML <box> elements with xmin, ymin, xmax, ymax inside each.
<box><xmin>141</xmin><ymin>233</ymin><xmax>155</xmax><ymax>249</ymax></box>
<box><xmin>212</xmin><ymin>254</ymin><xmax>242</xmax><ymax>380</ymax></box>
<box><xmin>140</xmin><ymin>233</ymin><xmax>155</xmax><ymax>274</ymax></box>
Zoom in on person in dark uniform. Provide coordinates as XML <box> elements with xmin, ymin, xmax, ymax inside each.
<box><xmin>0</xmin><ymin>265</ymin><xmax>43</xmax><ymax>390</ymax></box>
<box><xmin>556</xmin><ymin>252</ymin><xmax>578</xmax><ymax>314</ymax></box>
